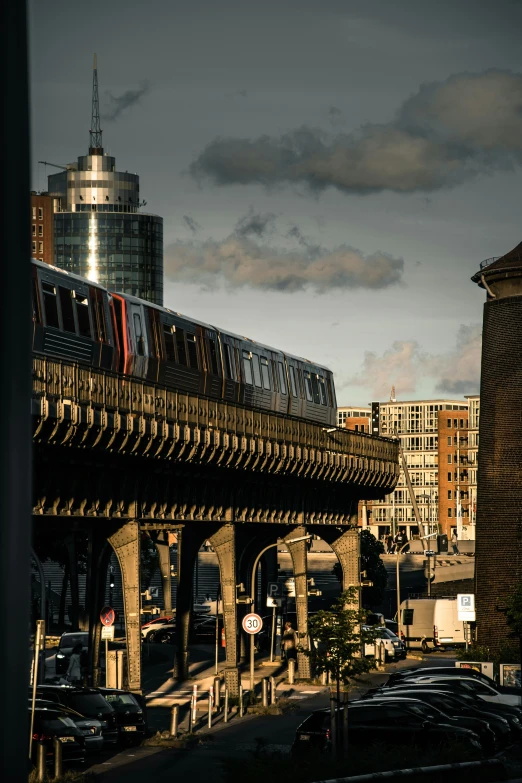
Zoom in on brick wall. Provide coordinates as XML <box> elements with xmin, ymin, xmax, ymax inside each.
<box><xmin>475</xmin><ymin>295</ymin><xmax>522</xmax><ymax>653</ymax></box>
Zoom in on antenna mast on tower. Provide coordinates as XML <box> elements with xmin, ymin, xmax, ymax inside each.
<box><xmin>89</xmin><ymin>53</ymin><xmax>103</xmax><ymax>154</ymax></box>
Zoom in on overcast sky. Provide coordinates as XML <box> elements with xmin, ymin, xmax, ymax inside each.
<box><xmin>29</xmin><ymin>0</ymin><xmax>522</xmax><ymax>406</ymax></box>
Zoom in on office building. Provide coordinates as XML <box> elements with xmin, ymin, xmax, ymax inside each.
<box><xmin>337</xmin><ymin>406</ymin><xmax>371</xmax><ymax>431</ymax></box>
<box><xmin>30</xmin><ymin>192</ymin><xmax>56</xmax><ymax>265</ymax></box>
<box><xmin>47</xmin><ymin>57</ymin><xmax>163</xmax><ymax>305</ymax></box>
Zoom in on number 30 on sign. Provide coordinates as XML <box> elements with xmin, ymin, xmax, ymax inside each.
<box><xmin>242</xmin><ymin>613</ymin><xmax>263</xmax><ymax>634</ymax></box>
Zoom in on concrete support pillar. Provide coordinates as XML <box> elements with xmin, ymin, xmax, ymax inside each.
<box><xmin>284</xmin><ymin>525</ymin><xmax>310</xmax><ymax>679</ymax></box>
<box><xmin>65</xmin><ymin>533</ymin><xmax>80</xmax><ymax>630</ymax></box>
<box><xmin>329</xmin><ymin>528</ymin><xmax>361</xmax><ymax>611</ymax></box>
<box><xmin>174</xmin><ymin>526</ymin><xmax>202</xmax><ymax>681</ymax></box>
<box><xmin>209</xmin><ymin>524</ymin><xmax>239</xmax><ymax>696</ymax></box>
<box><xmin>154</xmin><ymin>531</ymin><xmax>172</xmax><ymax>614</ymax></box>
<box><xmin>108</xmin><ymin>520</ymin><xmax>141</xmax><ymax>692</ymax></box>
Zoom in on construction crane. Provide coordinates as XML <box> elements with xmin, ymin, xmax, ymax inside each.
<box><xmin>38</xmin><ymin>161</ymin><xmax>69</xmax><ymax>170</ymax></box>
<box><xmin>397</xmin><ymin>443</ymin><xmax>429</xmax><ymax>540</ymax></box>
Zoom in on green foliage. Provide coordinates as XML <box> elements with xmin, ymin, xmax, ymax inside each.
<box><xmin>304</xmin><ymin>588</ymin><xmax>378</xmax><ymax>683</ymax></box>
<box><xmin>457</xmin><ymin>641</ymin><xmax>521</xmax><ymax>665</ymax></box>
<box><xmin>505</xmin><ymin>584</ymin><xmax>522</xmax><ymax>638</ymax></box>
<box><xmin>456</xmin><ymin>644</ymin><xmax>492</xmax><ymax>662</ymax></box>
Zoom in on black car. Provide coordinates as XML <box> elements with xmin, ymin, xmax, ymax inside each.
<box><xmin>291</xmin><ymin>704</ymin><xmax>483</xmax><ymax>757</ymax></box>
<box><xmin>355</xmin><ymin>696</ymin><xmax>498</xmax><ymax>754</ymax></box>
<box><xmin>386</xmin><ymin>666</ymin><xmax>499</xmax><ymax>689</ymax></box>
<box><xmin>362</xmin><ymin>688</ymin><xmax>513</xmax><ymax>747</ymax></box>
<box><xmin>31</xmin><ymin>707</ymin><xmax>86</xmax><ymax>766</ymax></box>
<box><xmin>374</xmin><ymin>682</ymin><xmax>522</xmax><ymax>739</ymax></box>
<box><xmin>96</xmin><ymin>688</ymin><xmax>147</xmax><ymax>743</ymax></box>
<box><xmin>30</xmin><ymin>699</ymin><xmax>105</xmax><ymax>753</ymax></box>
<box><xmin>148</xmin><ymin>621</ymin><xmax>176</xmax><ymax>644</ymax></box>
<box><xmin>29</xmin><ymin>685</ymin><xmax>119</xmax><ymax>744</ymax></box>
<box><xmin>193</xmin><ymin>616</ymin><xmax>223</xmax><ymax>641</ymax></box>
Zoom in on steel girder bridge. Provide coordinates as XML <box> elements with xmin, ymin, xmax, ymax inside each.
<box><xmin>32</xmin><ymin>355</ymin><xmax>399</xmax><ymax>694</ymax></box>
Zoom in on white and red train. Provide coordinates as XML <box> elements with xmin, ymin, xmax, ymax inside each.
<box><xmin>32</xmin><ymin>259</ymin><xmax>337</xmax><ymax>426</ymax></box>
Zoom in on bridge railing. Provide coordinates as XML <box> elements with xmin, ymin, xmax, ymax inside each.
<box><xmin>32</xmin><ymin>354</ymin><xmax>399</xmax><ymax>485</ymax></box>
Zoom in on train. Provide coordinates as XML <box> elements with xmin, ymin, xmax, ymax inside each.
<box><xmin>31</xmin><ymin>258</ymin><xmax>337</xmax><ymax>426</ymax></box>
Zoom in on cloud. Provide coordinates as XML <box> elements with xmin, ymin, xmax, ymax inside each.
<box><xmin>328</xmin><ymin>106</ymin><xmax>345</xmax><ymax>127</ymax></box>
<box><xmin>348</xmin><ymin>324</ymin><xmax>481</xmax><ymax>399</ymax></box>
<box><xmin>164</xmin><ymin>232</ymin><xmax>404</xmax><ymax>293</ymax></box>
<box><xmin>190</xmin><ymin>70</ymin><xmax>522</xmax><ymax>194</ymax></box>
<box><xmin>102</xmin><ymin>83</ymin><xmax>149</xmax><ymax>121</ymax></box>
<box><xmin>183</xmin><ymin>215</ymin><xmax>202</xmax><ymax>234</ymax></box>
<box><xmin>234</xmin><ymin>209</ymin><xmax>276</xmax><ymax>238</ymax></box>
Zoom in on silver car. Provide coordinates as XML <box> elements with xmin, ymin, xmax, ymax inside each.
<box><xmin>30</xmin><ymin>699</ymin><xmax>104</xmax><ymax>752</ymax></box>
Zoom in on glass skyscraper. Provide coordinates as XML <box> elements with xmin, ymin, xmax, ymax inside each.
<box><xmin>47</xmin><ymin>58</ymin><xmax>163</xmax><ymax>305</ymax></box>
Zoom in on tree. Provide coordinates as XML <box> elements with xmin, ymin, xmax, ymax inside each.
<box><xmin>305</xmin><ymin>588</ymin><xmax>378</xmax><ymax>719</ymax></box>
<box><xmin>332</xmin><ymin>530</ymin><xmax>388</xmax><ymax>608</ymax></box>
<box><xmin>505</xmin><ymin>583</ymin><xmax>522</xmax><ymax>665</ymax></box>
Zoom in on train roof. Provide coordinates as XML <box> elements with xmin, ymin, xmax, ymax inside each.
<box><xmin>32</xmin><ymin>259</ymin><xmax>332</xmax><ymax>373</ymax></box>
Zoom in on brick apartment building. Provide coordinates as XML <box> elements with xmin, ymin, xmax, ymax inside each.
<box><xmin>31</xmin><ymin>192</ymin><xmax>56</xmax><ymax>265</ymax></box>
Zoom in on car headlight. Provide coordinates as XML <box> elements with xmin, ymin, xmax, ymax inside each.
<box><xmin>56</xmin><ymin>653</ymin><xmax>65</xmax><ymax>659</ymax></box>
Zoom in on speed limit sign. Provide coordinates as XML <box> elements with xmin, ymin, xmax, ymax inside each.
<box><xmin>242</xmin><ymin>613</ymin><xmax>263</xmax><ymax>635</ymax></box>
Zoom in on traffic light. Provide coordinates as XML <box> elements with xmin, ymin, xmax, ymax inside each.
<box><xmin>371</xmin><ymin>402</ymin><xmax>380</xmax><ymax>436</ymax></box>
<box><xmin>307</xmin><ymin>578</ymin><xmax>322</xmax><ymax>597</ymax></box>
<box><xmin>235</xmin><ymin>583</ymin><xmax>251</xmax><ymax>604</ymax></box>
<box><xmin>109</xmin><ymin>568</ymin><xmax>115</xmax><ymax>589</ymax></box>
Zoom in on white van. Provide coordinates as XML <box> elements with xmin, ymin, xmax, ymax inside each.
<box><xmin>399</xmin><ymin>598</ymin><xmax>466</xmax><ymax>652</ymax></box>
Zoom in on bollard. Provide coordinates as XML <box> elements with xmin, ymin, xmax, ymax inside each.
<box><xmin>53</xmin><ymin>736</ymin><xmax>63</xmax><ymax>779</ymax></box>
<box><xmin>262</xmin><ymin>678</ymin><xmax>269</xmax><ymax>707</ymax></box>
<box><xmin>36</xmin><ymin>741</ymin><xmax>46</xmax><ymax>782</ymax></box>
<box><xmin>213</xmin><ymin>676</ymin><xmax>221</xmax><ymax>712</ymax></box>
<box><xmin>170</xmin><ymin>704</ymin><xmax>179</xmax><ymax>738</ymax></box>
<box><xmin>191</xmin><ymin>684</ymin><xmax>198</xmax><ymax>727</ymax></box>
<box><xmin>239</xmin><ymin>684</ymin><xmax>244</xmax><ymax>717</ymax></box>
<box><xmin>270</xmin><ymin>676</ymin><xmax>276</xmax><ymax>705</ymax></box>
<box><xmin>208</xmin><ymin>689</ymin><xmax>214</xmax><ymax>728</ymax></box>
<box><xmin>321</xmin><ymin>670</ymin><xmax>327</xmax><ymax>686</ymax></box>
<box><xmin>224</xmin><ymin>687</ymin><xmax>229</xmax><ymax>723</ymax></box>
<box><xmin>288</xmin><ymin>658</ymin><xmax>295</xmax><ymax>685</ymax></box>
<box><xmin>342</xmin><ymin>691</ymin><xmax>349</xmax><ymax>756</ymax></box>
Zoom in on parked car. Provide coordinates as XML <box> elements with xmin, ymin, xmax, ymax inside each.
<box><xmin>147</xmin><ymin>621</ymin><xmax>176</xmax><ymax>644</ymax></box>
<box><xmin>371</xmin><ymin>681</ymin><xmax>522</xmax><ymax>733</ymax></box>
<box><xmin>30</xmin><ymin>698</ymin><xmax>104</xmax><ymax>752</ymax></box>
<box><xmin>395</xmin><ymin>674</ymin><xmax>522</xmax><ymax>707</ymax></box>
<box><xmin>96</xmin><ymin>688</ymin><xmax>147</xmax><ymax>743</ymax></box>
<box><xmin>29</xmin><ymin>685</ymin><xmax>119</xmax><ymax>744</ymax></box>
<box><xmin>362</xmin><ymin>688</ymin><xmax>513</xmax><ymax>747</ymax></box>
<box><xmin>291</xmin><ymin>704</ymin><xmax>483</xmax><ymax>758</ymax></box>
<box><xmin>354</xmin><ymin>696</ymin><xmax>498</xmax><ymax>754</ymax></box>
<box><xmin>55</xmin><ymin>632</ymin><xmax>89</xmax><ymax>676</ymax></box>
<box><xmin>385</xmin><ymin>666</ymin><xmax>495</xmax><ymax>687</ymax></box>
<box><xmin>193</xmin><ymin>616</ymin><xmax>223</xmax><ymax>641</ymax></box>
<box><xmin>363</xmin><ymin>626</ymin><xmax>406</xmax><ymax>661</ymax></box>
<box><xmin>141</xmin><ymin>617</ymin><xmax>173</xmax><ymax>640</ymax></box>
<box><xmin>30</xmin><ymin>707</ymin><xmax>86</xmax><ymax>766</ymax></box>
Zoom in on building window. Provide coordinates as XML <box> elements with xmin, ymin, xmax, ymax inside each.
<box><xmin>38</xmin><ymin>225</ymin><xmax>43</xmax><ymax>237</ymax></box>
<box><xmin>448</xmin><ymin>508</ymin><xmax>452</xmax><ymax>518</ymax></box>
<box><xmin>460</xmin><ymin>419</ymin><xmax>464</xmax><ymax>429</ymax></box>
<box><xmin>447</xmin><ymin>419</ymin><xmax>451</xmax><ymax>428</ymax></box>
<box><xmin>32</xmin><ymin>206</ymin><xmax>36</xmax><ymax>219</ymax></box>
<box><xmin>38</xmin><ymin>242</ymin><xmax>43</xmax><ymax>253</ymax></box>
<box><xmin>447</xmin><ymin>455</ymin><xmax>452</xmax><ymax>464</ymax></box>
<box><xmin>447</xmin><ymin>436</ymin><xmax>452</xmax><ymax>445</ymax></box>
<box><xmin>453</xmin><ymin>419</ymin><xmax>458</xmax><ymax>428</ymax></box>
<box><xmin>32</xmin><ymin>225</ymin><xmax>36</xmax><ymax>236</ymax></box>
<box><xmin>447</xmin><ymin>490</ymin><xmax>452</xmax><ymax>499</ymax></box>
<box><xmin>38</xmin><ymin>207</ymin><xmax>43</xmax><ymax>220</ymax></box>
<box><xmin>448</xmin><ymin>472</ymin><xmax>452</xmax><ymax>482</ymax></box>
<box><xmin>32</xmin><ymin>241</ymin><xmax>36</xmax><ymax>254</ymax></box>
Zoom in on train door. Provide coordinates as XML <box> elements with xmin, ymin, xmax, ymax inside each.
<box><xmin>129</xmin><ymin>302</ymin><xmax>148</xmax><ymax>378</ymax></box>
<box><xmin>221</xmin><ymin>336</ymin><xmax>241</xmax><ymax>402</ymax></box>
<box><xmin>285</xmin><ymin>357</ymin><xmax>304</xmax><ymax>418</ymax></box>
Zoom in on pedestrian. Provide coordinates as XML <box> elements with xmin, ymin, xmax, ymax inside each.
<box><xmin>451</xmin><ymin>530</ymin><xmax>460</xmax><ymax>555</ymax></box>
<box><xmin>67</xmin><ymin>642</ymin><xmax>83</xmax><ymax>685</ymax></box>
<box><xmin>386</xmin><ymin>534</ymin><xmax>394</xmax><ymax>554</ymax></box>
<box><xmin>281</xmin><ymin>621</ymin><xmax>298</xmax><ymax>664</ymax></box>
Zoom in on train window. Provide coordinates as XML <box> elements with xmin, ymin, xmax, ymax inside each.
<box><xmin>326</xmin><ymin>377</ymin><xmax>333</xmax><ymax>407</ymax></box>
<box><xmin>134</xmin><ymin>313</ymin><xmax>145</xmax><ymax>356</ymax></box>
<box><xmin>176</xmin><ymin>328</ymin><xmax>187</xmax><ymax>365</ymax></box>
<box><xmin>289</xmin><ymin>366</ymin><xmax>298</xmax><ymax>397</ymax></box>
<box><xmin>303</xmin><ymin>371</ymin><xmax>313</xmax><ymax>402</ymax></box>
<box><xmin>251</xmin><ymin>353</ymin><xmax>262</xmax><ymax>387</ymax></box>
<box><xmin>278</xmin><ymin>362</ymin><xmax>287</xmax><ymax>395</ymax></box>
<box><xmin>187</xmin><ymin>334</ymin><xmax>198</xmax><ymax>369</ymax></box>
<box><xmin>59</xmin><ymin>287</ymin><xmax>76</xmax><ymax>333</ymax></box>
<box><xmin>297</xmin><ymin>368</ymin><xmax>305</xmax><ymax>398</ymax></box>
<box><xmin>271</xmin><ymin>360</ymin><xmax>279</xmax><ymax>392</ymax></box>
<box><xmin>260</xmin><ymin>357</ymin><xmax>271</xmax><ymax>390</ymax></box>
<box><xmin>96</xmin><ymin>291</ymin><xmax>106</xmax><ymax>342</ymax></box>
<box><xmin>311</xmin><ymin>373</ymin><xmax>321</xmax><ymax>404</ymax></box>
<box><xmin>208</xmin><ymin>338</ymin><xmax>219</xmax><ymax>375</ymax></box>
<box><xmin>163</xmin><ymin>324</ymin><xmax>176</xmax><ymax>361</ymax></box>
<box><xmin>224</xmin><ymin>344</ymin><xmax>234</xmax><ymax>380</ymax></box>
<box><xmin>242</xmin><ymin>351</ymin><xmax>253</xmax><ymax>385</ymax></box>
<box><xmin>318</xmin><ymin>377</ymin><xmax>327</xmax><ymax>405</ymax></box>
<box><xmin>75</xmin><ymin>294</ymin><xmax>91</xmax><ymax>338</ymax></box>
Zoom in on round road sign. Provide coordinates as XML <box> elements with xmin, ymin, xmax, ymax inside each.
<box><xmin>100</xmin><ymin>606</ymin><xmax>115</xmax><ymax>627</ymax></box>
<box><xmin>242</xmin><ymin>613</ymin><xmax>263</xmax><ymax>635</ymax></box>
